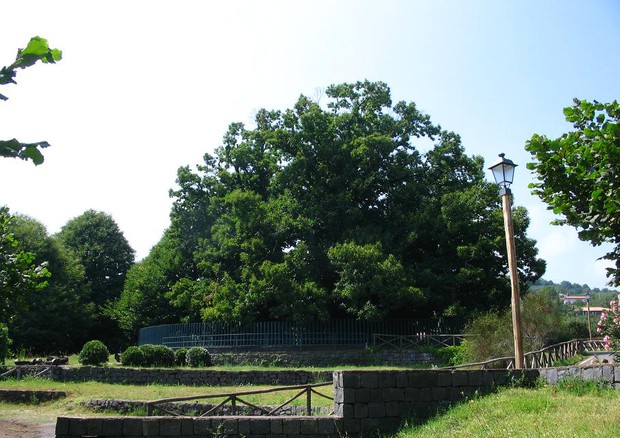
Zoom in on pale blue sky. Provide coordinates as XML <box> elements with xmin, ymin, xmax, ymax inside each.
<box><xmin>1</xmin><ymin>1</ymin><xmax>619</xmax><ymax>288</ymax></box>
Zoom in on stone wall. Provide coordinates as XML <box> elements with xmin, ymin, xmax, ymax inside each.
<box><xmin>49</xmin><ymin>366</ymin><xmax>332</xmax><ymax>386</ymax></box>
<box><xmin>211</xmin><ymin>349</ymin><xmax>439</xmax><ymax>367</ymax></box>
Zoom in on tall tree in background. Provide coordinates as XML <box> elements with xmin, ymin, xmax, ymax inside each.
<box><xmin>56</xmin><ymin>210</ymin><xmax>134</xmax><ymax>349</ymax></box>
<box><xmin>526</xmin><ymin>99</ymin><xmax>620</xmax><ymax>285</ymax></box>
<box><xmin>0</xmin><ymin>36</ymin><xmax>62</xmax><ymax>164</ymax></box>
<box><xmin>8</xmin><ymin>215</ymin><xmax>93</xmax><ymax>353</ymax></box>
<box><xmin>117</xmin><ymin>81</ymin><xmax>545</xmax><ymax>329</ymax></box>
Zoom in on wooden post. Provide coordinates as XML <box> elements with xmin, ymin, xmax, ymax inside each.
<box><xmin>586</xmin><ymin>299</ymin><xmax>593</xmax><ymax>340</ymax></box>
<box><xmin>502</xmin><ymin>189</ymin><xmax>524</xmax><ymax>369</ymax></box>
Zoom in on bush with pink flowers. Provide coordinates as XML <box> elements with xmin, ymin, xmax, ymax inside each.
<box><xmin>597</xmin><ymin>294</ymin><xmax>620</xmax><ymax>358</ymax></box>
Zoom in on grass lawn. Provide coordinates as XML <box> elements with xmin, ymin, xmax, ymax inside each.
<box><xmin>0</xmin><ymin>377</ymin><xmax>334</xmax><ymax>423</ymax></box>
<box><xmin>393</xmin><ymin>379</ymin><xmax>620</xmax><ymax>437</ymax></box>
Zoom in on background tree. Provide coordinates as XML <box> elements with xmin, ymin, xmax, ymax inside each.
<box><xmin>0</xmin><ymin>207</ymin><xmax>50</xmax><ymax>324</ymax></box>
<box><xmin>56</xmin><ymin>210</ymin><xmax>134</xmax><ymax>349</ymax></box>
<box><xmin>8</xmin><ymin>215</ymin><xmax>93</xmax><ymax>354</ymax></box>
<box><xmin>120</xmin><ymin>80</ymin><xmax>545</xmax><ymax>331</ymax></box>
<box><xmin>0</xmin><ymin>36</ymin><xmax>62</xmax><ymax>164</ymax></box>
<box><xmin>526</xmin><ymin>99</ymin><xmax>620</xmax><ymax>285</ymax></box>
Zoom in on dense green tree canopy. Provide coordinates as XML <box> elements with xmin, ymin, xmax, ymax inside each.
<box><xmin>56</xmin><ymin>210</ymin><xmax>135</xmax><ymax>306</ymax></box>
<box><xmin>56</xmin><ymin>210</ymin><xmax>134</xmax><ymax>350</ymax></box>
<box><xmin>118</xmin><ymin>80</ymin><xmax>545</xmax><ymax>328</ymax></box>
<box><xmin>0</xmin><ymin>207</ymin><xmax>50</xmax><ymax>323</ymax></box>
<box><xmin>8</xmin><ymin>215</ymin><xmax>93</xmax><ymax>353</ymax></box>
<box><xmin>526</xmin><ymin>99</ymin><xmax>620</xmax><ymax>285</ymax></box>
<box><xmin>0</xmin><ymin>36</ymin><xmax>62</xmax><ymax>165</ymax></box>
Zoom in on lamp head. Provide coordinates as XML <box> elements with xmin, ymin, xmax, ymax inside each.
<box><xmin>489</xmin><ymin>153</ymin><xmax>517</xmax><ymax>190</ymax></box>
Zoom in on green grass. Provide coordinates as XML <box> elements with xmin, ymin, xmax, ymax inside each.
<box><xmin>0</xmin><ymin>377</ymin><xmax>334</xmax><ymax>423</ymax></box>
<box><xmin>393</xmin><ymin>379</ymin><xmax>620</xmax><ymax>437</ymax></box>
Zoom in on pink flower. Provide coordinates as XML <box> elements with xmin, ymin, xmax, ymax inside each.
<box><xmin>604</xmin><ymin>344</ymin><xmax>611</xmax><ymax>350</ymax></box>
<box><xmin>604</xmin><ymin>335</ymin><xmax>610</xmax><ymax>343</ymax></box>
<box><xmin>597</xmin><ymin>327</ymin><xmax>603</xmax><ymax>333</ymax></box>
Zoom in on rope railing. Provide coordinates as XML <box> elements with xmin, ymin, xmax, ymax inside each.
<box><xmin>144</xmin><ymin>382</ymin><xmax>333</xmax><ymax>417</ymax></box>
<box><xmin>440</xmin><ymin>338</ymin><xmax>607</xmax><ymax>370</ymax></box>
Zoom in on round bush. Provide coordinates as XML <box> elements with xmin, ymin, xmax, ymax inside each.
<box><xmin>152</xmin><ymin>345</ymin><xmax>175</xmax><ymax>367</ymax></box>
<box><xmin>121</xmin><ymin>346</ymin><xmax>145</xmax><ymax>367</ymax></box>
<box><xmin>78</xmin><ymin>340</ymin><xmax>110</xmax><ymax>366</ymax></box>
<box><xmin>174</xmin><ymin>348</ymin><xmax>188</xmax><ymax>366</ymax></box>
<box><xmin>138</xmin><ymin>344</ymin><xmax>175</xmax><ymax>367</ymax></box>
<box><xmin>186</xmin><ymin>347</ymin><xmax>212</xmax><ymax>368</ymax></box>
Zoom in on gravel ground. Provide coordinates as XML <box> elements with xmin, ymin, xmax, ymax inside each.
<box><xmin>0</xmin><ymin>420</ymin><xmax>55</xmax><ymax>438</ymax></box>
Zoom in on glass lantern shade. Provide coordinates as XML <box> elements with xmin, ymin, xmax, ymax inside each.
<box><xmin>489</xmin><ymin>153</ymin><xmax>517</xmax><ymax>188</ymax></box>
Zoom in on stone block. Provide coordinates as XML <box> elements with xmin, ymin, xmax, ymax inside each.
<box><xmin>123</xmin><ymin>418</ymin><xmax>143</xmax><ymax>436</ymax></box>
<box><xmin>160</xmin><ymin>418</ymin><xmax>182</xmax><ymax>436</ymax></box>
<box><xmin>238</xmin><ymin>418</ymin><xmax>252</xmax><ymax>435</ymax></box>
<box><xmin>468</xmin><ymin>370</ymin><xmax>484</xmax><ymax>386</ymax></box>
<box><xmin>482</xmin><ymin>370</ymin><xmax>495</xmax><ymax>386</ymax></box>
<box><xmin>378</xmin><ymin>371</ymin><xmax>396</xmax><ymax>387</ymax></box>
<box><xmin>436</xmin><ymin>372</ymin><xmax>452</xmax><ymax>386</ymax></box>
<box><xmin>419</xmin><ymin>387</ymin><xmax>432</xmax><ymax>401</ymax></box>
<box><xmin>180</xmin><ymin>418</ymin><xmax>194</xmax><ymax>435</ymax></box>
<box><xmin>299</xmin><ymin>418</ymin><xmax>318</xmax><ymax>435</ymax></box>
<box><xmin>68</xmin><ymin>418</ymin><xmax>88</xmax><ymax>436</ymax></box>
<box><xmin>382</xmin><ymin>387</ymin><xmax>405</xmax><ymax>401</ymax></box>
<box><xmin>370</xmin><ymin>388</ymin><xmax>383</xmax><ymax>401</ymax></box>
<box><xmin>317</xmin><ymin>418</ymin><xmax>339</xmax><ymax>435</ymax></box>
<box><xmin>101</xmin><ymin>418</ymin><xmax>123</xmax><ymax>436</ymax></box>
<box><xmin>354</xmin><ymin>402</ymin><xmax>369</xmax><ymax>418</ymax></box>
<box><xmin>602</xmin><ymin>365</ymin><xmax>614</xmax><ymax>382</ymax></box>
<box><xmin>355</xmin><ymin>388</ymin><xmax>371</xmax><ymax>402</ymax></box>
<box><xmin>193</xmin><ymin>418</ymin><xmax>212</xmax><ymax>435</ymax></box>
<box><xmin>266</xmin><ymin>419</ymin><xmax>281</xmax><ymax>435</ymax></box>
<box><xmin>405</xmin><ymin>387</ymin><xmax>420</xmax><ymax>401</ymax></box>
<box><xmin>282</xmin><ymin>419</ymin><xmax>300</xmax><ymax>435</ymax></box>
<box><xmin>385</xmin><ymin>401</ymin><xmax>399</xmax><ymax>417</ymax></box>
<box><xmin>142</xmin><ymin>418</ymin><xmax>159</xmax><ymax>436</ymax></box>
<box><xmin>55</xmin><ymin>417</ymin><xmax>70</xmax><ymax>435</ymax></box>
<box><xmin>432</xmin><ymin>386</ymin><xmax>447</xmax><ymax>401</ymax></box>
<box><xmin>615</xmin><ymin>366</ymin><xmax>620</xmax><ymax>382</ymax></box>
<box><xmin>85</xmin><ymin>418</ymin><xmax>102</xmax><ymax>436</ymax></box>
<box><xmin>342</xmin><ymin>371</ymin><xmax>361</xmax><ymax>388</ymax></box>
<box><xmin>396</xmin><ymin>371</ymin><xmax>409</xmax><ymax>387</ymax></box>
<box><xmin>409</xmin><ymin>371</ymin><xmax>436</xmax><ymax>387</ymax></box>
<box><xmin>248</xmin><ymin>418</ymin><xmax>271</xmax><ymax>435</ymax></box>
<box><xmin>368</xmin><ymin>401</ymin><xmax>386</xmax><ymax>417</ymax></box>
<box><xmin>582</xmin><ymin>366</ymin><xmax>603</xmax><ymax>381</ymax></box>
<box><xmin>359</xmin><ymin>372</ymin><xmax>379</xmax><ymax>388</ymax></box>
<box><xmin>452</xmin><ymin>371</ymin><xmax>469</xmax><ymax>387</ymax></box>
<box><xmin>343</xmin><ymin>418</ymin><xmax>361</xmax><ymax>434</ymax></box>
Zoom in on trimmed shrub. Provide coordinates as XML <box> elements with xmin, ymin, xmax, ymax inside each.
<box><xmin>137</xmin><ymin>344</ymin><xmax>175</xmax><ymax>367</ymax></box>
<box><xmin>121</xmin><ymin>346</ymin><xmax>145</xmax><ymax>367</ymax></box>
<box><xmin>78</xmin><ymin>340</ymin><xmax>110</xmax><ymax>366</ymax></box>
<box><xmin>174</xmin><ymin>348</ymin><xmax>188</xmax><ymax>366</ymax></box>
<box><xmin>186</xmin><ymin>346</ymin><xmax>212</xmax><ymax>368</ymax></box>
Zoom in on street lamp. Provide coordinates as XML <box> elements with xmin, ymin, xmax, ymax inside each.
<box><xmin>489</xmin><ymin>153</ymin><xmax>524</xmax><ymax>369</ymax></box>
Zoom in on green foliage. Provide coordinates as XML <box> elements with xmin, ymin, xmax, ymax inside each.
<box><xmin>78</xmin><ymin>340</ymin><xmax>110</xmax><ymax>366</ymax></box>
<box><xmin>124</xmin><ymin>80</ymin><xmax>544</xmax><ymax>329</ymax></box>
<box><xmin>554</xmin><ymin>377</ymin><xmax>612</xmax><ymax>396</ymax></box>
<box><xmin>186</xmin><ymin>346</ymin><xmax>212</xmax><ymax>368</ymax></box>
<box><xmin>120</xmin><ymin>346</ymin><xmax>145</xmax><ymax>367</ymax></box>
<box><xmin>137</xmin><ymin>344</ymin><xmax>175</xmax><ymax>367</ymax></box>
<box><xmin>526</xmin><ymin>99</ymin><xmax>620</xmax><ymax>285</ymax></box>
<box><xmin>174</xmin><ymin>348</ymin><xmax>188</xmax><ymax>366</ymax></box>
<box><xmin>0</xmin><ymin>322</ymin><xmax>11</xmax><ymax>364</ymax></box>
<box><xmin>0</xmin><ymin>207</ymin><xmax>50</xmax><ymax>324</ymax></box>
<box><xmin>56</xmin><ymin>210</ymin><xmax>135</xmax><ymax>350</ymax></box>
<box><xmin>7</xmin><ymin>214</ymin><xmax>93</xmax><ymax>354</ymax></box>
<box><xmin>463</xmin><ymin>292</ymin><xmax>569</xmax><ymax>363</ymax></box>
<box><xmin>0</xmin><ymin>36</ymin><xmax>62</xmax><ymax>165</ymax></box>
<box><xmin>434</xmin><ymin>345</ymin><xmax>472</xmax><ymax>367</ymax></box>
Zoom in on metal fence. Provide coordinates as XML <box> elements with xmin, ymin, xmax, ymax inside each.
<box><xmin>138</xmin><ymin>318</ymin><xmax>466</xmax><ymax>349</ymax></box>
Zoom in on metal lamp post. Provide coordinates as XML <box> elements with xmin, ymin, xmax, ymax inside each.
<box><xmin>489</xmin><ymin>153</ymin><xmax>524</xmax><ymax>369</ymax></box>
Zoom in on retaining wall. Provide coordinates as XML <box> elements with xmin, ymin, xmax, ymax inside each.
<box><xmin>50</xmin><ymin>364</ymin><xmax>620</xmax><ymax>437</ymax></box>
<box><xmin>45</xmin><ymin>366</ymin><xmax>331</xmax><ymax>386</ymax></box>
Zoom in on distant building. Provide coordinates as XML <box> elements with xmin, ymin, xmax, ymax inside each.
<box><xmin>561</xmin><ymin>294</ymin><xmax>590</xmax><ymax>305</ymax></box>
<box><xmin>575</xmin><ymin>306</ymin><xmax>607</xmax><ymax>317</ymax></box>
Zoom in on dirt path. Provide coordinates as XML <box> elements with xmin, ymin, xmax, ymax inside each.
<box><xmin>0</xmin><ymin>420</ymin><xmax>55</xmax><ymax>438</ymax></box>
